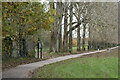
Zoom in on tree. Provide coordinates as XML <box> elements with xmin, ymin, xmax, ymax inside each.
<box><xmin>49</xmin><ymin>2</ymin><xmax>59</xmax><ymax>53</ymax></box>
<box><xmin>2</xmin><ymin>2</ymin><xmax>56</xmax><ymax>57</ymax></box>
<box><xmin>69</xmin><ymin>2</ymin><xmax>73</xmax><ymax>51</ymax></box>
<box><xmin>58</xmin><ymin>2</ymin><xmax>64</xmax><ymax>52</ymax></box>
<box><xmin>88</xmin><ymin>2</ymin><xmax>118</xmax><ymax>49</ymax></box>
<box><xmin>63</xmin><ymin>2</ymin><xmax>69</xmax><ymax>52</ymax></box>
<box><xmin>73</xmin><ymin>2</ymin><xmax>83</xmax><ymax>51</ymax></box>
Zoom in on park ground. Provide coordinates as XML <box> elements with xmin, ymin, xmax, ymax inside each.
<box><xmin>32</xmin><ymin>48</ymin><xmax>118</xmax><ymax>78</ymax></box>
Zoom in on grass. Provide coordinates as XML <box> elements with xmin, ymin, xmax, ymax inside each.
<box><xmin>32</xmin><ymin>49</ymin><xmax>118</xmax><ymax>78</ymax></box>
<box><xmin>72</xmin><ymin>47</ymin><xmax>77</xmax><ymax>49</ymax></box>
<box><xmin>72</xmin><ymin>46</ymin><xmax>88</xmax><ymax>50</ymax></box>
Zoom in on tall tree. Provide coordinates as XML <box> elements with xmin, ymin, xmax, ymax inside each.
<box><xmin>75</xmin><ymin>3</ymin><xmax>83</xmax><ymax>51</ymax></box>
<box><xmin>58</xmin><ymin>2</ymin><xmax>63</xmax><ymax>52</ymax></box>
<box><xmin>69</xmin><ymin>2</ymin><xmax>73</xmax><ymax>51</ymax></box>
<box><xmin>63</xmin><ymin>3</ymin><xmax>68</xmax><ymax>52</ymax></box>
<box><xmin>49</xmin><ymin>2</ymin><xmax>60</xmax><ymax>53</ymax></box>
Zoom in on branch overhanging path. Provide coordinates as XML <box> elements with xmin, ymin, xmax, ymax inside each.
<box><xmin>2</xmin><ymin>46</ymin><xmax>119</xmax><ymax>78</ymax></box>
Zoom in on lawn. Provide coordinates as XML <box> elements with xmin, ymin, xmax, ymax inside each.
<box><xmin>32</xmin><ymin>48</ymin><xmax>118</xmax><ymax>78</ymax></box>
<box><xmin>72</xmin><ymin>46</ymin><xmax>88</xmax><ymax>50</ymax></box>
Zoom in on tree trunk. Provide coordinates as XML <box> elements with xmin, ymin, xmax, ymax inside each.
<box><xmin>69</xmin><ymin>2</ymin><xmax>73</xmax><ymax>51</ymax></box>
<box><xmin>49</xmin><ymin>2</ymin><xmax>58</xmax><ymax>53</ymax></box>
<box><xmin>77</xmin><ymin>27</ymin><xmax>81</xmax><ymax>51</ymax></box>
<box><xmin>63</xmin><ymin>6</ymin><xmax>68</xmax><ymax>52</ymax></box>
<box><xmin>58</xmin><ymin>16</ymin><xmax>62</xmax><ymax>52</ymax></box>
<box><xmin>88</xmin><ymin>24</ymin><xmax>91</xmax><ymax>50</ymax></box>
<box><xmin>77</xmin><ymin>4</ymin><xmax>81</xmax><ymax>51</ymax></box>
<box><xmin>82</xmin><ymin>23</ymin><xmax>86</xmax><ymax>51</ymax></box>
<box><xmin>49</xmin><ymin>30</ymin><xmax>57</xmax><ymax>53</ymax></box>
<box><xmin>22</xmin><ymin>38</ymin><xmax>28</xmax><ymax>57</ymax></box>
<box><xmin>19</xmin><ymin>29</ymin><xmax>23</xmax><ymax>57</ymax></box>
<box><xmin>58</xmin><ymin>2</ymin><xmax>64</xmax><ymax>52</ymax></box>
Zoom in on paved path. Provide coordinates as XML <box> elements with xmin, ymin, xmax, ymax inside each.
<box><xmin>2</xmin><ymin>46</ymin><xmax>118</xmax><ymax>78</ymax></box>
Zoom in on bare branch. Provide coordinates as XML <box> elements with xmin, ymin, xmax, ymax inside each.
<box><xmin>73</xmin><ymin>12</ymin><xmax>79</xmax><ymax>21</ymax></box>
<box><xmin>67</xmin><ymin>22</ymin><xmax>78</xmax><ymax>26</ymax></box>
<box><xmin>67</xmin><ymin>22</ymin><xmax>82</xmax><ymax>35</ymax></box>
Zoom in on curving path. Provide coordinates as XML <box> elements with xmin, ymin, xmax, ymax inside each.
<box><xmin>2</xmin><ymin>46</ymin><xmax>118</xmax><ymax>78</ymax></box>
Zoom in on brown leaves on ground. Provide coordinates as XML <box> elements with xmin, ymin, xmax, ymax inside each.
<box><xmin>2</xmin><ymin>58</ymin><xmax>41</xmax><ymax>71</ymax></box>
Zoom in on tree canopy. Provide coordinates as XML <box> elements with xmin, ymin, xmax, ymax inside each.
<box><xmin>2</xmin><ymin>2</ymin><xmax>56</xmax><ymax>40</ymax></box>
